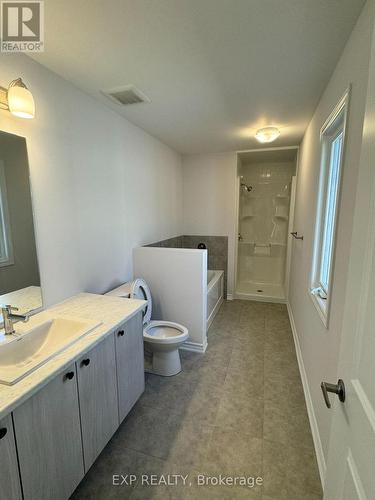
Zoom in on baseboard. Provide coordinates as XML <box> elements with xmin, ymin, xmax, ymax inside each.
<box><xmin>180</xmin><ymin>339</ymin><xmax>207</xmax><ymax>353</ymax></box>
<box><xmin>287</xmin><ymin>302</ymin><xmax>327</xmax><ymax>489</ymax></box>
<box><xmin>226</xmin><ymin>293</ymin><xmax>234</xmax><ymax>301</ymax></box>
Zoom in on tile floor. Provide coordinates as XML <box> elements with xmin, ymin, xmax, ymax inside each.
<box><xmin>71</xmin><ymin>300</ymin><xmax>322</xmax><ymax>500</ymax></box>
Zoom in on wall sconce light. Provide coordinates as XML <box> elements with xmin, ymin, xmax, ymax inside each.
<box><xmin>0</xmin><ymin>78</ymin><xmax>35</xmax><ymax>119</ymax></box>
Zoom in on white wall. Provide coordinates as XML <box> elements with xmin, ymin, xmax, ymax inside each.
<box><xmin>288</xmin><ymin>0</ymin><xmax>375</xmax><ymax>478</ymax></box>
<box><xmin>182</xmin><ymin>153</ymin><xmax>237</xmax><ymax>295</ymax></box>
<box><xmin>0</xmin><ymin>54</ymin><xmax>183</xmax><ymax>307</ymax></box>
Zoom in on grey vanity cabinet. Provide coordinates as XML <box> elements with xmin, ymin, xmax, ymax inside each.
<box><xmin>13</xmin><ymin>364</ymin><xmax>84</xmax><ymax>500</ymax></box>
<box><xmin>0</xmin><ymin>414</ymin><xmax>22</xmax><ymax>500</ymax></box>
<box><xmin>115</xmin><ymin>312</ymin><xmax>145</xmax><ymax>422</ymax></box>
<box><xmin>7</xmin><ymin>311</ymin><xmax>145</xmax><ymax>500</ymax></box>
<box><xmin>76</xmin><ymin>334</ymin><xmax>119</xmax><ymax>471</ymax></box>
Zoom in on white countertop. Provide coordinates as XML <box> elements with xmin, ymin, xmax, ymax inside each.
<box><xmin>0</xmin><ymin>293</ymin><xmax>146</xmax><ymax>420</ymax></box>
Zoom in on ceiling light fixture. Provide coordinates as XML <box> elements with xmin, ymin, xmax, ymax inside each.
<box><xmin>255</xmin><ymin>126</ymin><xmax>280</xmax><ymax>143</ymax></box>
<box><xmin>0</xmin><ymin>78</ymin><xmax>35</xmax><ymax>119</ymax></box>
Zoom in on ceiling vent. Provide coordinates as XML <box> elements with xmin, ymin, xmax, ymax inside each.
<box><xmin>101</xmin><ymin>85</ymin><xmax>150</xmax><ymax>106</ymax></box>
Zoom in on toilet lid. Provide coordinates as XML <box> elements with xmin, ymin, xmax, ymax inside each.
<box><xmin>129</xmin><ymin>279</ymin><xmax>152</xmax><ymax>325</ymax></box>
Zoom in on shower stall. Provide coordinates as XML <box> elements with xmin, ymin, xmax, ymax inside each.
<box><xmin>235</xmin><ymin>148</ymin><xmax>298</xmax><ymax>302</ymax></box>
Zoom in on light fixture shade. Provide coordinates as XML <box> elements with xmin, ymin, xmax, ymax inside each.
<box><xmin>255</xmin><ymin>126</ymin><xmax>280</xmax><ymax>143</ymax></box>
<box><xmin>8</xmin><ymin>84</ymin><xmax>35</xmax><ymax>119</ymax></box>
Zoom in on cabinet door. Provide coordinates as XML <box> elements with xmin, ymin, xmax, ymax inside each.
<box><xmin>76</xmin><ymin>334</ymin><xmax>119</xmax><ymax>471</ymax></box>
<box><xmin>0</xmin><ymin>414</ymin><xmax>22</xmax><ymax>500</ymax></box>
<box><xmin>115</xmin><ymin>312</ymin><xmax>145</xmax><ymax>422</ymax></box>
<box><xmin>13</xmin><ymin>365</ymin><xmax>84</xmax><ymax>500</ymax></box>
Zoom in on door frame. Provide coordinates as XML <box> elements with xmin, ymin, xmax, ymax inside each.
<box><xmin>285</xmin><ymin>174</ymin><xmax>297</xmax><ymax>299</ymax></box>
<box><xmin>232</xmin><ymin>156</ymin><xmax>241</xmax><ymax>298</ymax></box>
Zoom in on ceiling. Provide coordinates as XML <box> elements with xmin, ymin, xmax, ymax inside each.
<box><xmin>31</xmin><ymin>0</ymin><xmax>365</xmax><ymax>154</ymax></box>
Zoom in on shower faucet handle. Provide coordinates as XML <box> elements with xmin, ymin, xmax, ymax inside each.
<box><xmin>290</xmin><ymin>231</ymin><xmax>304</xmax><ymax>240</ymax></box>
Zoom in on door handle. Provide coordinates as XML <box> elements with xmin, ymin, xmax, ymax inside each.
<box><xmin>321</xmin><ymin>379</ymin><xmax>345</xmax><ymax>408</ymax></box>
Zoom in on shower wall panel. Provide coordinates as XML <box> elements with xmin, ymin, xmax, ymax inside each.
<box><xmin>238</xmin><ymin>162</ymin><xmax>295</xmax><ymax>289</ymax></box>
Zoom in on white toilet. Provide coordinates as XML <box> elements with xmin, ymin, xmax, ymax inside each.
<box><xmin>106</xmin><ymin>279</ymin><xmax>189</xmax><ymax>376</ymax></box>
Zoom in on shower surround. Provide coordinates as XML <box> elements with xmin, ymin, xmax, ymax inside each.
<box><xmin>237</xmin><ymin>161</ymin><xmax>296</xmax><ymax>301</ymax></box>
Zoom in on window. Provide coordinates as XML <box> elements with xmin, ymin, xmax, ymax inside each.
<box><xmin>310</xmin><ymin>90</ymin><xmax>349</xmax><ymax>326</ymax></box>
<box><xmin>0</xmin><ymin>161</ymin><xmax>14</xmax><ymax>268</ymax></box>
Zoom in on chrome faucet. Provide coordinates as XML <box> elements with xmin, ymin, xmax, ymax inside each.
<box><xmin>1</xmin><ymin>305</ymin><xmax>29</xmax><ymax>335</ymax></box>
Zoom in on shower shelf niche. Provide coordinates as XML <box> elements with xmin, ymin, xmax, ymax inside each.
<box><xmin>274</xmin><ymin>205</ymin><xmax>289</xmax><ymax>218</ymax></box>
<box><xmin>274</xmin><ymin>215</ymin><xmax>288</xmax><ymax>220</ymax></box>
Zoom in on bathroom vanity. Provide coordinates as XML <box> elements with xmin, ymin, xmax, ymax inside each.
<box><xmin>0</xmin><ymin>293</ymin><xmax>146</xmax><ymax>500</ymax></box>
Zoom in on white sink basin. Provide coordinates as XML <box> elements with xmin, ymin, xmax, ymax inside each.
<box><xmin>0</xmin><ymin>317</ymin><xmax>101</xmax><ymax>385</ymax></box>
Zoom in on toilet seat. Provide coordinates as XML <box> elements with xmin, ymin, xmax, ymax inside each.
<box><xmin>105</xmin><ymin>278</ymin><xmax>151</xmax><ymax>324</ymax></box>
<box><xmin>144</xmin><ymin>320</ymin><xmax>189</xmax><ymax>344</ymax></box>
<box><xmin>112</xmin><ymin>279</ymin><xmax>187</xmax><ymax>343</ymax></box>
<box><xmin>129</xmin><ymin>279</ymin><xmax>152</xmax><ymax>325</ymax></box>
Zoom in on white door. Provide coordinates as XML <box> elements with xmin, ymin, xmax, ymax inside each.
<box><xmin>323</xmin><ymin>23</ymin><xmax>375</xmax><ymax>500</ymax></box>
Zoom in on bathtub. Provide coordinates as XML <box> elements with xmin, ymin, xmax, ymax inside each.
<box><xmin>207</xmin><ymin>270</ymin><xmax>224</xmax><ymax>329</ymax></box>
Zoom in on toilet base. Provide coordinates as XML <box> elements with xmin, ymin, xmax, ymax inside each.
<box><xmin>149</xmin><ymin>348</ymin><xmax>182</xmax><ymax>377</ymax></box>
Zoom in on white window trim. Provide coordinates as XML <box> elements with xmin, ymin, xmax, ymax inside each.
<box><xmin>0</xmin><ymin>161</ymin><xmax>14</xmax><ymax>268</ymax></box>
<box><xmin>309</xmin><ymin>87</ymin><xmax>350</xmax><ymax>328</ymax></box>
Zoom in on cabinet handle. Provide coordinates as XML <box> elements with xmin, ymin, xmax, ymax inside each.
<box><xmin>65</xmin><ymin>371</ymin><xmax>75</xmax><ymax>380</ymax></box>
<box><xmin>0</xmin><ymin>427</ymin><xmax>7</xmax><ymax>439</ymax></box>
<box><xmin>81</xmin><ymin>358</ymin><xmax>90</xmax><ymax>367</ymax></box>
<box><xmin>118</xmin><ymin>330</ymin><xmax>125</xmax><ymax>337</ymax></box>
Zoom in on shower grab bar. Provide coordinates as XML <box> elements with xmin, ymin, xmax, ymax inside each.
<box><xmin>290</xmin><ymin>231</ymin><xmax>304</xmax><ymax>240</ymax></box>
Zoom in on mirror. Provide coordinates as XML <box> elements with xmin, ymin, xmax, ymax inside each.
<box><xmin>0</xmin><ymin>130</ymin><xmax>42</xmax><ymax>318</ymax></box>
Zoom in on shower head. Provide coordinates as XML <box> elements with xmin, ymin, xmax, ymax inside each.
<box><xmin>240</xmin><ymin>182</ymin><xmax>253</xmax><ymax>192</ymax></box>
